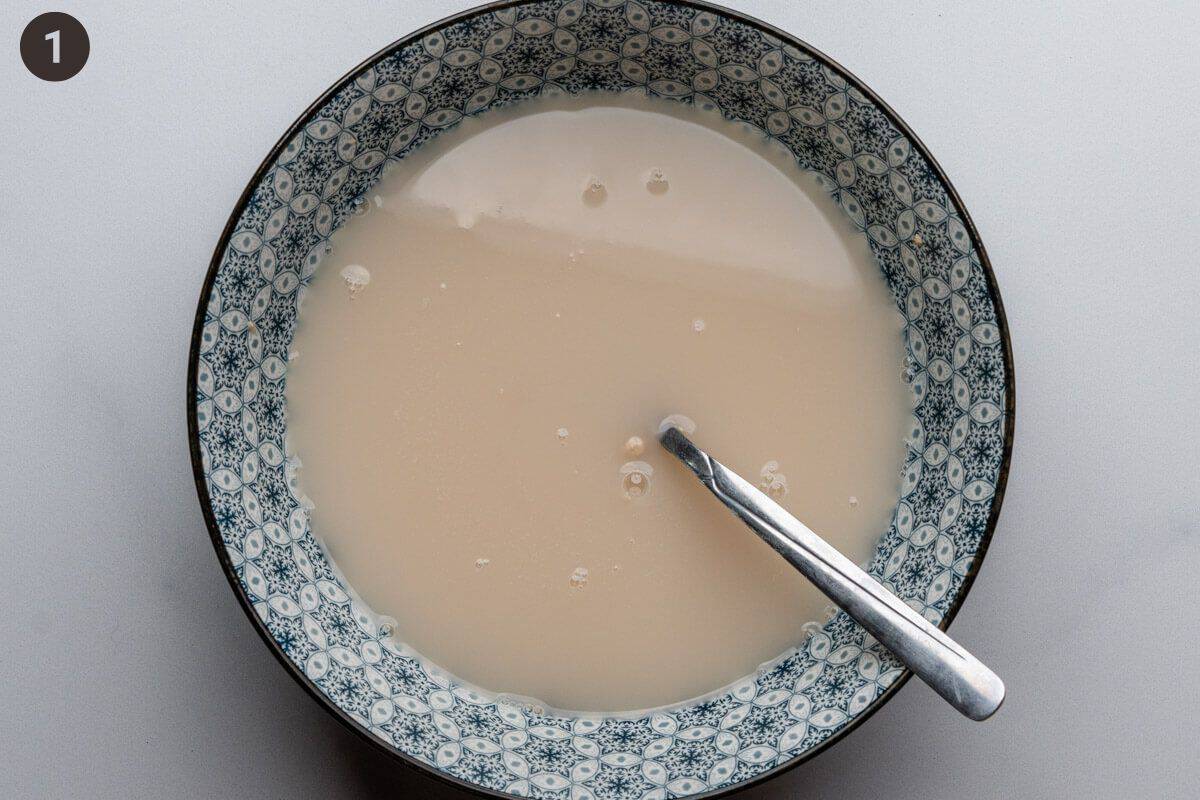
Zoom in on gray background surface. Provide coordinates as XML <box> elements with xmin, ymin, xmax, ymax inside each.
<box><xmin>2</xmin><ymin>1</ymin><xmax>1198</xmax><ymax>797</ymax></box>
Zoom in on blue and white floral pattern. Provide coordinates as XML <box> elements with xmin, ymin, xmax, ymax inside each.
<box><xmin>193</xmin><ymin>2</ymin><xmax>1010</xmax><ymax>796</ymax></box>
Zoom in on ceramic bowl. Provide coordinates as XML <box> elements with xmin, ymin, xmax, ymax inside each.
<box><xmin>188</xmin><ymin>1</ymin><xmax>1014</xmax><ymax>796</ymax></box>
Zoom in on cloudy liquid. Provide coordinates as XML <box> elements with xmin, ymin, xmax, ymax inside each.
<box><xmin>287</xmin><ymin>94</ymin><xmax>909</xmax><ymax>712</ymax></box>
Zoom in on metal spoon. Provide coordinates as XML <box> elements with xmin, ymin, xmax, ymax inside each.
<box><xmin>659</xmin><ymin>425</ymin><xmax>1004</xmax><ymax>721</ymax></box>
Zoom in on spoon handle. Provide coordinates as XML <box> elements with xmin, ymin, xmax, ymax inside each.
<box><xmin>660</xmin><ymin>426</ymin><xmax>1004</xmax><ymax>721</ymax></box>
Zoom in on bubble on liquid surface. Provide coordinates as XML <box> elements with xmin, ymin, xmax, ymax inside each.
<box><xmin>556</xmin><ymin>427</ymin><xmax>570</xmax><ymax>443</ymax></box>
<box><xmin>623</xmin><ymin>471</ymin><xmax>648</xmax><ymax>498</ymax></box>
<box><xmin>848</xmin><ymin>495</ymin><xmax>860</xmax><ymax>508</ymax></box>
<box><xmin>340</xmin><ymin>264</ymin><xmax>371</xmax><ymax>297</ymax></box>
<box><xmin>496</xmin><ymin>693</ymin><xmax>549</xmax><ymax>716</ymax></box>
<box><xmin>569</xmin><ymin>566</ymin><xmax>589</xmax><ymax>588</ymax></box>
<box><xmin>658</xmin><ymin>413</ymin><xmax>697</xmax><ymax>436</ymax></box>
<box><xmin>581</xmin><ymin>176</ymin><xmax>607</xmax><ymax>206</ymax></box>
<box><xmin>692</xmin><ymin>318</ymin><xmax>706</xmax><ymax>333</ymax></box>
<box><xmin>620</xmin><ymin>460</ymin><xmax>654</xmax><ymax>498</ymax></box>
<box><xmin>759</xmin><ymin>460</ymin><xmax>788</xmax><ymax>500</ymax></box>
<box><xmin>765</xmin><ymin>478</ymin><xmax>788</xmax><ymax>501</ymax></box>
<box><xmin>623</xmin><ymin>436</ymin><xmax>645</xmax><ymax>457</ymax></box>
<box><xmin>474</xmin><ymin>557</ymin><xmax>490</xmax><ymax>570</ymax></box>
<box><xmin>645</xmin><ymin>167</ymin><xmax>669</xmax><ymax>195</ymax></box>
<box><xmin>378</xmin><ymin>615</ymin><xmax>397</xmax><ymax>637</ymax></box>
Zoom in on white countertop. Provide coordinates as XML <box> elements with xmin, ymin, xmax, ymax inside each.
<box><xmin>3</xmin><ymin>1</ymin><xmax>1198</xmax><ymax>797</ymax></box>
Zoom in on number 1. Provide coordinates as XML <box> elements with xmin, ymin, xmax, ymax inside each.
<box><xmin>45</xmin><ymin>29</ymin><xmax>60</xmax><ymax>64</ymax></box>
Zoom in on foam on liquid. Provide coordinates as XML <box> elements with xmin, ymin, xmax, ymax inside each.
<box><xmin>287</xmin><ymin>93</ymin><xmax>910</xmax><ymax>712</ymax></box>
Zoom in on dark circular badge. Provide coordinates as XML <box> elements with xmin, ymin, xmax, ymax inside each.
<box><xmin>21</xmin><ymin>12</ymin><xmax>89</xmax><ymax>82</ymax></box>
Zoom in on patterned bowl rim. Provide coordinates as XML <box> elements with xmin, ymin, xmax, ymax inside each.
<box><xmin>187</xmin><ymin>1</ymin><xmax>1015</xmax><ymax>796</ymax></box>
